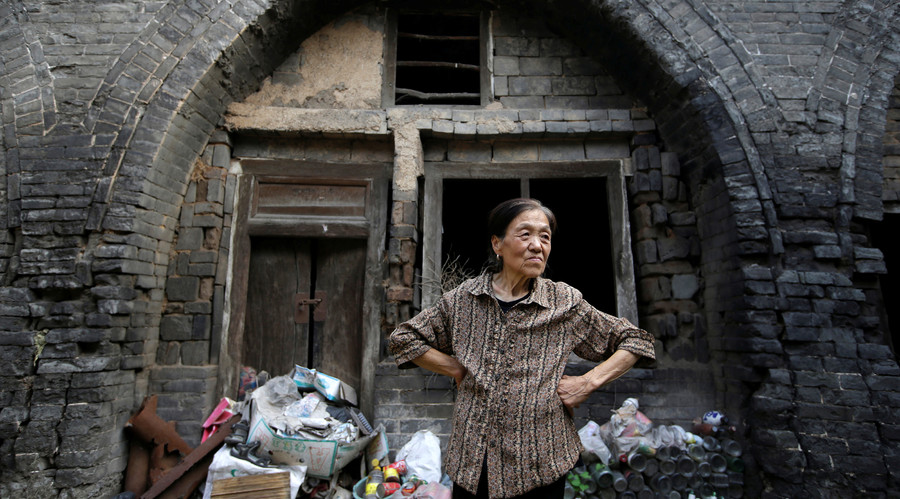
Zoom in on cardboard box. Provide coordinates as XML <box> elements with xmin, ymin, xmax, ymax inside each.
<box><xmin>246</xmin><ymin>376</ymin><xmax>375</xmax><ymax>478</ymax></box>
<box><xmin>247</xmin><ymin>416</ymin><xmax>376</xmax><ymax>478</ymax></box>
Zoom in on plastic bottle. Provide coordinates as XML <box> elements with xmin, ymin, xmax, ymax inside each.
<box><xmin>365</xmin><ymin>459</ymin><xmax>383</xmax><ymax>499</ymax></box>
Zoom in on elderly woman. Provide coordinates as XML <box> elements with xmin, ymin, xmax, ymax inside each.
<box><xmin>389</xmin><ymin>198</ymin><xmax>655</xmax><ymax>499</ymax></box>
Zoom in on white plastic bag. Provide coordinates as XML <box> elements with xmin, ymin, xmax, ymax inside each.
<box><xmin>202</xmin><ymin>446</ymin><xmax>307</xmax><ymax>499</ymax></box>
<box><xmin>395</xmin><ymin>430</ymin><xmax>442</xmax><ymax>484</ymax></box>
<box><xmin>577</xmin><ymin>420</ymin><xmax>612</xmax><ymax>464</ymax></box>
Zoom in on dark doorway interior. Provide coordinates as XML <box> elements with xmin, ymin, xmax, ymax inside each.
<box><xmin>440</xmin><ymin>177</ymin><xmax>616</xmax><ymax>313</ymax></box>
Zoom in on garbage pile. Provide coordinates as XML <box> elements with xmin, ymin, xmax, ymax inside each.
<box><xmin>567</xmin><ymin>398</ymin><xmax>744</xmax><ymax>499</ymax></box>
<box><xmin>120</xmin><ymin>364</ymin><xmax>453</xmax><ymax>499</ymax></box>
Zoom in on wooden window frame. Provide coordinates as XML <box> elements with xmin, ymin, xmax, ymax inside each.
<box><xmin>421</xmin><ymin>160</ymin><xmax>639</xmax><ymax>325</ymax></box>
<box><xmin>382</xmin><ymin>9</ymin><xmax>492</xmax><ymax>108</ymax></box>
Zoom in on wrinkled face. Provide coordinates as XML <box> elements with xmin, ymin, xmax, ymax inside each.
<box><xmin>491</xmin><ymin>209</ymin><xmax>552</xmax><ymax>280</ymax></box>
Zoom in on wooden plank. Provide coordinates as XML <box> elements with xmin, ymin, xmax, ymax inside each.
<box><xmin>217</xmin><ymin>175</ymin><xmax>253</xmax><ymax>399</ymax></box>
<box><xmin>607</xmin><ymin>169</ymin><xmax>639</xmax><ymax>325</ymax></box>
<box><xmin>254</xmin><ymin>182</ymin><xmax>368</xmax><ymax>218</ymax></box>
<box><xmin>395</xmin><ymin>88</ymin><xmax>480</xmax><ymax>102</ymax></box>
<box><xmin>209</xmin><ymin>472</ymin><xmax>291</xmax><ymax>499</ymax></box>
<box><xmin>396</xmin><ymin>61</ymin><xmax>480</xmax><ymax>71</ymax></box>
<box><xmin>247</xmin><ymin>218</ymin><xmax>369</xmax><ymax>238</ymax></box>
<box><xmin>239</xmin><ymin>161</ymin><xmax>391</xmax><ymax>179</ymax></box>
<box><xmin>243</xmin><ymin>238</ymin><xmax>311</xmax><ymax>376</ymax></box>
<box><xmin>360</xmin><ymin>178</ymin><xmax>389</xmax><ymax>416</ymax></box>
<box><xmin>382</xmin><ymin>9</ymin><xmax>398</xmax><ymax>107</ymax></box>
<box><xmin>314</xmin><ymin>238</ymin><xmax>367</xmax><ymax>393</ymax></box>
<box><xmin>425</xmin><ymin>161</ymin><xmax>626</xmax><ymax>178</ymax></box>
<box><xmin>398</xmin><ymin>32</ymin><xmax>478</xmax><ymax>41</ymax></box>
<box><xmin>480</xmin><ymin>11</ymin><xmax>491</xmax><ymax>107</ymax></box>
<box><xmin>421</xmin><ymin>174</ymin><xmax>443</xmax><ymax>308</ymax></box>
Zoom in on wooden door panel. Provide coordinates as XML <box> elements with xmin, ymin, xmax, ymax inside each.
<box><xmin>313</xmin><ymin>239</ymin><xmax>366</xmax><ymax>392</ymax></box>
<box><xmin>243</xmin><ymin>238</ymin><xmax>311</xmax><ymax>376</ymax></box>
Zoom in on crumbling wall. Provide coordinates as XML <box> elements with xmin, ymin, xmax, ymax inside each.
<box><xmin>241</xmin><ymin>7</ymin><xmax>385</xmax><ymax>109</ymax></box>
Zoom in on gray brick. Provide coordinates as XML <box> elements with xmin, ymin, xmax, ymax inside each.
<box><xmin>166</xmin><ymin>276</ymin><xmax>199</xmax><ymax>301</ymax></box>
<box><xmin>509</xmin><ymin>76</ymin><xmax>552</xmax><ymax>95</ymax></box>
<box><xmin>519</xmin><ymin>57</ymin><xmax>562</xmax><ymax>76</ymax></box>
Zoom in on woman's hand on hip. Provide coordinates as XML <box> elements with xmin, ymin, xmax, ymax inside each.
<box><xmin>557</xmin><ymin>374</ymin><xmax>593</xmax><ymax>413</ymax></box>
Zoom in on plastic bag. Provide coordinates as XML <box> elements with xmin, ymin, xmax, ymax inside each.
<box><xmin>202</xmin><ymin>446</ymin><xmax>307</xmax><ymax>499</ymax></box>
<box><xmin>607</xmin><ymin>398</ymin><xmax>652</xmax><ymax>438</ymax></box>
<box><xmin>577</xmin><ymin>421</ymin><xmax>612</xmax><ymax>464</ymax></box>
<box><xmin>410</xmin><ymin>482</ymin><xmax>452</xmax><ymax>499</ymax></box>
<box><xmin>395</xmin><ymin>430</ymin><xmax>442</xmax><ymax>484</ymax></box>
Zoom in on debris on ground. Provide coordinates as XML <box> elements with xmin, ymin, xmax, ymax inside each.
<box><xmin>568</xmin><ymin>398</ymin><xmax>745</xmax><ymax>499</ymax></box>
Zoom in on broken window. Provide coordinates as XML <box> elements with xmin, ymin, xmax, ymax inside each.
<box><xmin>420</xmin><ymin>160</ymin><xmax>639</xmax><ymax>324</ymax></box>
<box><xmin>385</xmin><ymin>9</ymin><xmax>490</xmax><ymax>106</ymax></box>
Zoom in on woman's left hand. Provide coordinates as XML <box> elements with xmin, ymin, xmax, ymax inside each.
<box><xmin>556</xmin><ymin>350</ymin><xmax>641</xmax><ymax>415</ymax></box>
<box><xmin>557</xmin><ymin>374</ymin><xmax>593</xmax><ymax>414</ymax></box>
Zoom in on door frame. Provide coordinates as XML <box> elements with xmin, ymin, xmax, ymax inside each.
<box><xmin>219</xmin><ymin>159</ymin><xmax>391</xmax><ymax>417</ymax></box>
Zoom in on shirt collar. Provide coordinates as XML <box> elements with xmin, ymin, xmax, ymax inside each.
<box><xmin>469</xmin><ymin>272</ymin><xmax>551</xmax><ymax>308</ymax></box>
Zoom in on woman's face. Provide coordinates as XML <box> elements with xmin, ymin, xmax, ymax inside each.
<box><xmin>491</xmin><ymin>209</ymin><xmax>552</xmax><ymax>280</ymax></box>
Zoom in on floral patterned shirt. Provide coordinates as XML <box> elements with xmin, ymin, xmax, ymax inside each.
<box><xmin>389</xmin><ymin>272</ymin><xmax>656</xmax><ymax>498</ymax></box>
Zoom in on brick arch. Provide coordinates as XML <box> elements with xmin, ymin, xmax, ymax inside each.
<box><xmin>809</xmin><ymin>1</ymin><xmax>900</xmax><ymax>221</ymax></box>
<box><xmin>90</xmin><ymin>0</ymin><xmax>365</xmax><ymax>234</ymax></box>
<box><xmin>100</xmin><ymin>0</ymin><xmax>773</xmax><ymax>410</ymax></box>
<box><xmin>98</xmin><ymin>0</ymin><xmax>774</xmax><ymax>243</ymax></box>
<box><xmin>97</xmin><ymin>0</ymin><xmax>774</xmax><ymax>481</ymax></box>
<box><xmin>524</xmin><ymin>0</ymin><xmax>778</xmax><ymax>416</ymax></box>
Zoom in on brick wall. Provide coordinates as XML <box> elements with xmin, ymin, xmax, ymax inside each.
<box><xmin>1</xmin><ymin>0</ymin><xmax>899</xmax><ymax>497</ymax></box>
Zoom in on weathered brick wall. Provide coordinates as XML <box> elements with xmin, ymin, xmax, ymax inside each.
<box><xmin>1</xmin><ymin>0</ymin><xmax>900</xmax><ymax>497</ymax></box>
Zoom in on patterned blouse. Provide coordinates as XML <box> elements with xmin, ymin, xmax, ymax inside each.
<box><xmin>389</xmin><ymin>272</ymin><xmax>656</xmax><ymax>498</ymax></box>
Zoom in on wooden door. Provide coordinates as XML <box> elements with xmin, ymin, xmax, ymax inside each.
<box><xmin>242</xmin><ymin>237</ymin><xmax>366</xmax><ymax>391</ymax></box>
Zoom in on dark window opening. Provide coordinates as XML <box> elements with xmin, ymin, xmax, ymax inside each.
<box><xmin>441</xmin><ymin>179</ymin><xmax>519</xmax><ymax>282</ymax></box>
<box><xmin>871</xmin><ymin>213</ymin><xmax>900</xmax><ymax>357</ymax></box>
<box><xmin>395</xmin><ymin>13</ymin><xmax>482</xmax><ymax>105</ymax></box>
<box><xmin>440</xmin><ymin>177</ymin><xmax>616</xmax><ymax>313</ymax></box>
<box><xmin>531</xmin><ymin>178</ymin><xmax>615</xmax><ymax>313</ymax></box>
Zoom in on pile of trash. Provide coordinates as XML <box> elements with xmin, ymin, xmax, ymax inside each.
<box><xmin>120</xmin><ymin>365</ymin><xmax>454</xmax><ymax>499</ymax></box>
<box><xmin>568</xmin><ymin>398</ymin><xmax>744</xmax><ymax>499</ymax></box>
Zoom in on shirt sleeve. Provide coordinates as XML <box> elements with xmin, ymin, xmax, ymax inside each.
<box><xmin>389</xmin><ymin>293</ymin><xmax>456</xmax><ymax>369</ymax></box>
<box><xmin>571</xmin><ymin>299</ymin><xmax>656</xmax><ymax>366</ymax></box>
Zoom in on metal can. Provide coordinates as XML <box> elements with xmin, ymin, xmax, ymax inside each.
<box><xmin>383</xmin><ymin>466</ymin><xmax>400</xmax><ymax>483</ymax></box>
<box><xmin>400</xmin><ymin>476</ymin><xmax>424</xmax><ymax>496</ymax></box>
<box><xmin>400</xmin><ymin>482</ymin><xmax>418</xmax><ymax>496</ymax></box>
<box><xmin>387</xmin><ymin>459</ymin><xmax>408</xmax><ymax>475</ymax></box>
<box><xmin>377</xmin><ymin>482</ymin><xmax>401</xmax><ymax>498</ymax></box>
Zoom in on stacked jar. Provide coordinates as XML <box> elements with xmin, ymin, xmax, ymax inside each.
<box><xmin>565</xmin><ymin>435</ymin><xmax>745</xmax><ymax>499</ymax></box>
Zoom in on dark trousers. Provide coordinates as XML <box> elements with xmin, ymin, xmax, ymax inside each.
<box><xmin>451</xmin><ymin>457</ymin><xmax>567</xmax><ymax>499</ymax></box>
